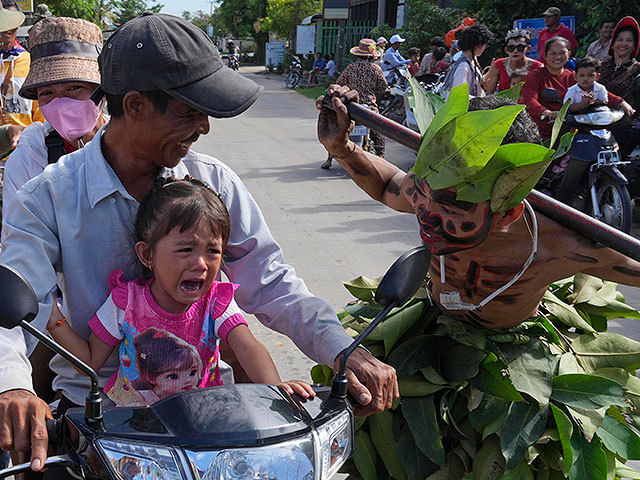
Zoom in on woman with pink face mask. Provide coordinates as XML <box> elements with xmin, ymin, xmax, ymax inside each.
<box><xmin>2</xmin><ymin>16</ymin><xmax>104</xmax><ymax>218</ymax></box>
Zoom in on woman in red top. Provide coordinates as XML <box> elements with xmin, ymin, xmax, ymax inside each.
<box><xmin>484</xmin><ymin>29</ymin><xmax>542</xmax><ymax>93</ymax></box>
<box><xmin>520</xmin><ymin>36</ymin><xmax>633</xmax><ymax>140</ymax></box>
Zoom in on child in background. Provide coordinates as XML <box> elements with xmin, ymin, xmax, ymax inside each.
<box><xmin>509</xmin><ymin>69</ymin><xmax>528</xmax><ymax>89</ymax></box>
<box><xmin>407</xmin><ymin>47</ymin><xmax>421</xmax><ymax>76</ymax></box>
<box><xmin>429</xmin><ymin>47</ymin><xmax>450</xmax><ymax>74</ymax></box>
<box><xmin>563</xmin><ymin>56</ymin><xmax>608</xmax><ymax>112</ymax></box>
<box><xmin>47</xmin><ymin>176</ymin><xmax>315</xmax><ymax>407</ymax></box>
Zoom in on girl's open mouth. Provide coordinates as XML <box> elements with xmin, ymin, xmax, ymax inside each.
<box><xmin>180</xmin><ymin>280</ymin><xmax>203</xmax><ymax>292</ymax></box>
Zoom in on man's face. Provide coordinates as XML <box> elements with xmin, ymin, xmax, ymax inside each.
<box><xmin>135</xmin><ymin>96</ymin><xmax>210</xmax><ymax>169</ymax></box>
<box><xmin>601</xmin><ymin>22</ymin><xmax>615</xmax><ymax>40</ymax></box>
<box><xmin>410</xmin><ymin>176</ymin><xmax>496</xmax><ymax>255</ymax></box>
<box><xmin>544</xmin><ymin>14</ymin><xmax>559</xmax><ymax>28</ymax></box>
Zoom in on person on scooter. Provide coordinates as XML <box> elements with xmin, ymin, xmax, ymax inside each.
<box><xmin>321</xmin><ymin>38</ymin><xmax>388</xmax><ymax>169</ymax></box>
<box><xmin>1</xmin><ymin>16</ymin><xmax>106</xmax><ymax>218</ymax></box>
<box><xmin>382</xmin><ymin>34</ymin><xmax>410</xmax><ymax>84</ymax></box>
<box><xmin>483</xmin><ymin>29</ymin><xmax>542</xmax><ymax>93</ymax></box>
<box><xmin>599</xmin><ymin>16</ymin><xmax>640</xmax><ymax>160</ymax></box>
<box><xmin>520</xmin><ymin>36</ymin><xmax>634</xmax><ymax>140</ymax></box>
<box><xmin>0</xmin><ymin>14</ymin><xmax>398</xmax><ymax>472</ymax></box>
<box><xmin>315</xmin><ymin>85</ymin><xmax>640</xmax><ymax>327</ymax></box>
<box><xmin>45</xmin><ymin>176</ymin><xmax>315</xmax><ymax>406</ymax></box>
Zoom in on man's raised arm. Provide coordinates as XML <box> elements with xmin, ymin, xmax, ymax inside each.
<box><xmin>315</xmin><ymin>85</ymin><xmax>413</xmax><ymax>213</ymax></box>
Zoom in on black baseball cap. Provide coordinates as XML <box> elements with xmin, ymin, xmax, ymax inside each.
<box><xmin>96</xmin><ymin>12</ymin><xmax>263</xmax><ymax>118</ymax></box>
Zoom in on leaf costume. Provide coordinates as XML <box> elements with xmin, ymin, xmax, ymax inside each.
<box><xmin>312</xmin><ymin>83</ymin><xmax>640</xmax><ymax>479</ymax></box>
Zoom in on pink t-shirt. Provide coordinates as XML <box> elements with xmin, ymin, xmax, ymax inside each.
<box><xmin>89</xmin><ymin>270</ymin><xmax>247</xmax><ymax>406</ymax></box>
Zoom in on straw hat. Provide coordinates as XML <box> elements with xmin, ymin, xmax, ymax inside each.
<box><xmin>19</xmin><ymin>17</ymin><xmax>102</xmax><ymax>100</ymax></box>
<box><xmin>350</xmin><ymin>38</ymin><xmax>380</xmax><ymax>58</ymax></box>
<box><xmin>0</xmin><ymin>8</ymin><xmax>24</xmax><ymax>33</ymax></box>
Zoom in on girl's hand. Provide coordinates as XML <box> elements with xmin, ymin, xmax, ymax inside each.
<box><xmin>47</xmin><ymin>293</ymin><xmax>65</xmax><ymax>330</ymax></box>
<box><xmin>277</xmin><ymin>380</ymin><xmax>316</xmax><ymax>399</ymax></box>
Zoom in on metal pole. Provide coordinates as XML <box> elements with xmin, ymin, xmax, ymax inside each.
<box><xmin>335</xmin><ymin>20</ymin><xmax>347</xmax><ymax>72</ymax></box>
<box><xmin>324</xmin><ymin>98</ymin><xmax>640</xmax><ymax>263</ymax></box>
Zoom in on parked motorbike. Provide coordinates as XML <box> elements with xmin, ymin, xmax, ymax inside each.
<box><xmin>379</xmin><ymin>67</ymin><xmax>410</xmax><ymax>126</ymax></box>
<box><xmin>285</xmin><ymin>55</ymin><xmax>303</xmax><ymax>89</ymax></box>
<box><xmin>0</xmin><ymin>246</ymin><xmax>430</xmax><ymax>480</ymax></box>
<box><xmin>537</xmin><ymin>87</ymin><xmax>632</xmax><ymax>233</ymax></box>
<box><xmin>228</xmin><ymin>53</ymin><xmax>239</xmax><ymax>71</ymax></box>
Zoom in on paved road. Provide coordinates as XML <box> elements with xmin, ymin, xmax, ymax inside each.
<box><xmin>194</xmin><ymin>67</ymin><xmax>640</xmax><ymax>382</ymax></box>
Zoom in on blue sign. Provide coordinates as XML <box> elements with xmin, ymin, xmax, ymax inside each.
<box><xmin>513</xmin><ymin>16</ymin><xmax>575</xmax><ymax>60</ymax></box>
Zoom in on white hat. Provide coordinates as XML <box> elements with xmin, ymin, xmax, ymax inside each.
<box><xmin>377</xmin><ymin>36</ymin><xmax>387</xmax><ymax>45</ymax></box>
<box><xmin>389</xmin><ymin>34</ymin><xmax>405</xmax><ymax>44</ymax></box>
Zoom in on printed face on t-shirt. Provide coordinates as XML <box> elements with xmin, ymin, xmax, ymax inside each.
<box><xmin>150</xmin><ymin>362</ymin><xmax>200</xmax><ymax>398</ymax></box>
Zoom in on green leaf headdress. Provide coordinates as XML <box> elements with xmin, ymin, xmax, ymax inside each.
<box><xmin>410</xmin><ymin>79</ymin><xmax>574</xmax><ymax>212</ymax></box>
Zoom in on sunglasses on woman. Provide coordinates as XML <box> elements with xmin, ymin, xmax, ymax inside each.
<box><xmin>506</xmin><ymin>44</ymin><xmax>527</xmax><ymax>52</ymax></box>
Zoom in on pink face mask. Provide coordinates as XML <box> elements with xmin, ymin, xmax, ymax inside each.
<box><xmin>39</xmin><ymin>97</ymin><xmax>101</xmax><ymax>141</ymax></box>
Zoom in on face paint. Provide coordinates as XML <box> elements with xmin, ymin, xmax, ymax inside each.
<box><xmin>410</xmin><ymin>176</ymin><xmax>496</xmax><ymax>254</ymax></box>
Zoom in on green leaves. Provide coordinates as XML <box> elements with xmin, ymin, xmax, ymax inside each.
<box><xmin>370</xmin><ymin>411</ymin><xmax>408</xmax><ymax>480</ymax></box>
<box><xmin>550</xmin><ymin>404</ymin><xmax>573</xmax><ymax>475</ymax></box>
<box><xmin>572</xmin><ymin>333</ymin><xmax>640</xmax><ymax>371</ymax></box>
<box><xmin>343</xmin><ymin>275</ymin><xmax>381</xmax><ymax>301</ymax></box>
<box><xmin>550</xmin><ymin>374</ymin><xmax>628</xmax><ymax>410</ymax></box>
<box><xmin>500</xmin><ymin>339</ymin><xmax>558</xmax><ymax>405</ymax></box>
<box><xmin>569</xmin><ymin>430</ymin><xmax>608</xmax><ymax>480</ymax></box>
<box><xmin>500</xmin><ymin>401</ymin><xmax>549</xmax><ymax>469</ymax></box>
<box><xmin>490</xmin><ymin>155</ymin><xmax>552</xmax><ymax>212</ymax></box>
<box><xmin>402</xmin><ymin>396</ymin><xmax>446</xmax><ymax>466</ymax></box>
<box><xmin>415</xmin><ymin>106</ymin><xmax>525</xmax><ymax>190</ymax></box>
<box><xmin>353</xmin><ymin>431</ymin><xmax>378</xmax><ymax>480</ymax></box>
<box><xmin>409</xmin><ymin>75</ymin><xmax>439</xmax><ymax>136</ymax></box>
<box><xmin>470</xmin><ymin>360</ymin><xmax>524</xmax><ymax>402</ymax></box>
<box><xmin>596</xmin><ymin>409</ymin><xmax>640</xmax><ymax>460</ymax></box>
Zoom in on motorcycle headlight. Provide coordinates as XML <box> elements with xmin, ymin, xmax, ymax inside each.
<box><xmin>97</xmin><ymin>438</ymin><xmax>188</xmax><ymax>480</ymax></box>
<box><xmin>316</xmin><ymin>411</ymin><xmax>353</xmax><ymax>479</ymax></box>
<box><xmin>186</xmin><ymin>436</ymin><xmax>315</xmax><ymax>480</ymax></box>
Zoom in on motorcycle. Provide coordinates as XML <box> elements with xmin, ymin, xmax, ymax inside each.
<box><xmin>228</xmin><ymin>53</ymin><xmax>239</xmax><ymax>71</ymax></box>
<box><xmin>379</xmin><ymin>67</ymin><xmax>410</xmax><ymax>126</ymax></box>
<box><xmin>285</xmin><ymin>55</ymin><xmax>303</xmax><ymax>89</ymax></box>
<box><xmin>537</xmin><ymin>87</ymin><xmax>633</xmax><ymax>233</ymax></box>
<box><xmin>0</xmin><ymin>246</ymin><xmax>429</xmax><ymax>480</ymax></box>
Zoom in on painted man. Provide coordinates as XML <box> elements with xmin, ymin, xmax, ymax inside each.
<box><xmin>316</xmin><ymin>86</ymin><xmax>640</xmax><ymax>329</ymax></box>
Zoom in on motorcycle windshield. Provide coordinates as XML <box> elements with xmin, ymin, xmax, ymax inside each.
<box><xmin>68</xmin><ymin>385</ymin><xmax>329</xmax><ymax>448</ymax></box>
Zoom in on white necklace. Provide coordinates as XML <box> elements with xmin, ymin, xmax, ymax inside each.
<box><xmin>439</xmin><ymin>200</ymin><xmax>538</xmax><ymax>311</ymax></box>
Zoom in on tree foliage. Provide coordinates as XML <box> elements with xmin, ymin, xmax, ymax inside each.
<box><xmin>217</xmin><ymin>0</ymin><xmax>268</xmax><ymax>62</ymax></box>
<box><xmin>261</xmin><ymin>0</ymin><xmax>320</xmax><ymax>40</ymax></box>
<box><xmin>111</xmin><ymin>0</ymin><xmax>162</xmax><ymax>25</ymax></box>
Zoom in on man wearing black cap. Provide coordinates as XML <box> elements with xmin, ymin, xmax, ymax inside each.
<box><xmin>0</xmin><ymin>13</ymin><xmax>398</xmax><ymax>472</ymax></box>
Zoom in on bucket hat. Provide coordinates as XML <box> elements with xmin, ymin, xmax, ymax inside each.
<box><xmin>20</xmin><ymin>17</ymin><xmax>102</xmax><ymax>100</ymax></box>
<box><xmin>350</xmin><ymin>38</ymin><xmax>380</xmax><ymax>58</ymax></box>
<box><xmin>0</xmin><ymin>7</ymin><xmax>24</xmax><ymax>33</ymax></box>
<box><xmin>608</xmin><ymin>16</ymin><xmax>640</xmax><ymax>59</ymax></box>
<box><xmin>95</xmin><ymin>13</ymin><xmax>262</xmax><ymax>118</ymax></box>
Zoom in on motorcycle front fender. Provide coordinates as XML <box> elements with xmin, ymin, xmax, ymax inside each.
<box><xmin>598</xmin><ymin>166</ymin><xmax>629</xmax><ymax>186</ymax></box>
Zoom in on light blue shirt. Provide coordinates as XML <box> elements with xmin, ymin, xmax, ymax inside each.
<box><xmin>382</xmin><ymin>47</ymin><xmax>410</xmax><ymax>72</ymax></box>
<box><xmin>0</xmin><ymin>124</ymin><xmax>352</xmax><ymax>404</ymax></box>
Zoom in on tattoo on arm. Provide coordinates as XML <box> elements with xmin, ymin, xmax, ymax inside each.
<box><xmin>564</xmin><ymin>253</ymin><xmax>598</xmax><ymax>263</ymax></box>
<box><xmin>613</xmin><ymin>265</ymin><xmax>640</xmax><ymax>277</ymax></box>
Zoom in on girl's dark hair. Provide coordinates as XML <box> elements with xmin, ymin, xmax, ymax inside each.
<box><xmin>456</xmin><ymin>24</ymin><xmax>493</xmax><ymax>52</ymax></box>
<box><xmin>544</xmin><ymin>36</ymin><xmax>570</xmax><ymax>55</ymax></box>
<box><xmin>135</xmin><ymin>176</ymin><xmax>230</xmax><ymax>274</ymax></box>
<box><xmin>407</xmin><ymin>47</ymin><xmax>420</xmax><ymax>57</ymax></box>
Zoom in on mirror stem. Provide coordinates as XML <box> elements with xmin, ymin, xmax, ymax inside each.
<box><xmin>331</xmin><ymin>301</ymin><xmax>397</xmax><ymax>400</ymax></box>
<box><xmin>20</xmin><ymin>320</ymin><xmax>103</xmax><ymax>428</ymax></box>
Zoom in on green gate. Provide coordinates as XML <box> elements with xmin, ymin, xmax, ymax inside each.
<box><xmin>317</xmin><ymin>20</ymin><xmax>376</xmax><ymax>64</ymax></box>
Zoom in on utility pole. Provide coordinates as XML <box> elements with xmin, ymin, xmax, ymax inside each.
<box><xmin>207</xmin><ymin>0</ymin><xmax>214</xmax><ymax>16</ymax></box>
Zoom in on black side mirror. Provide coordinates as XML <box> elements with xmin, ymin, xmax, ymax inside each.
<box><xmin>541</xmin><ymin>88</ymin><xmax>560</xmax><ymax>102</ymax></box>
<box><xmin>0</xmin><ymin>264</ymin><xmax>38</xmax><ymax>329</ymax></box>
<box><xmin>375</xmin><ymin>246</ymin><xmax>431</xmax><ymax>307</ymax></box>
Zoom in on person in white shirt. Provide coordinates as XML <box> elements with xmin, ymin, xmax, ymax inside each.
<box><xmin>564</xmin><ymin>56</ymin><xmax>609</xmax><ymax>112</ymax></box>
<box><xmin>324</xmin><ymin>53</ymin><xmax>336</xmax><ymax>77</ymax></box>
<box><xmin>382</xmin><ymin>34</ymin><xmax>410</xmax><ymax>83</ymax></box>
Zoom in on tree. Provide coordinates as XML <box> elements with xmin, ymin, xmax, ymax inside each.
<box><xmin>217</xmin><ymin>0</ymin><xmax>268</xmax><ymax>63</ymax></box>
<box><xmin>111</xmin><ymin>0</ymin><xmax>163</xmax><ymax>25</ymax></box>
<box><xmin>261</xmin><ymin>0</ymin><xmax>320</xmax><ymax>48</ymax></box>
<box><xmin>43</xmin><ymin>0</ymin><xmax>96</xmax><ymax>22</ymax></box>
<box><xmin>181</xmin><ymin>9</ymin><xmax>229</xmax><ymax>38</ymax></box>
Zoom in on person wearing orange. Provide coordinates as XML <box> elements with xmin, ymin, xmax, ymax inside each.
<box><xmin>0</xmin><ymin>7</ymin><xmax>44</xmax><ymax>128</ymax></box>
